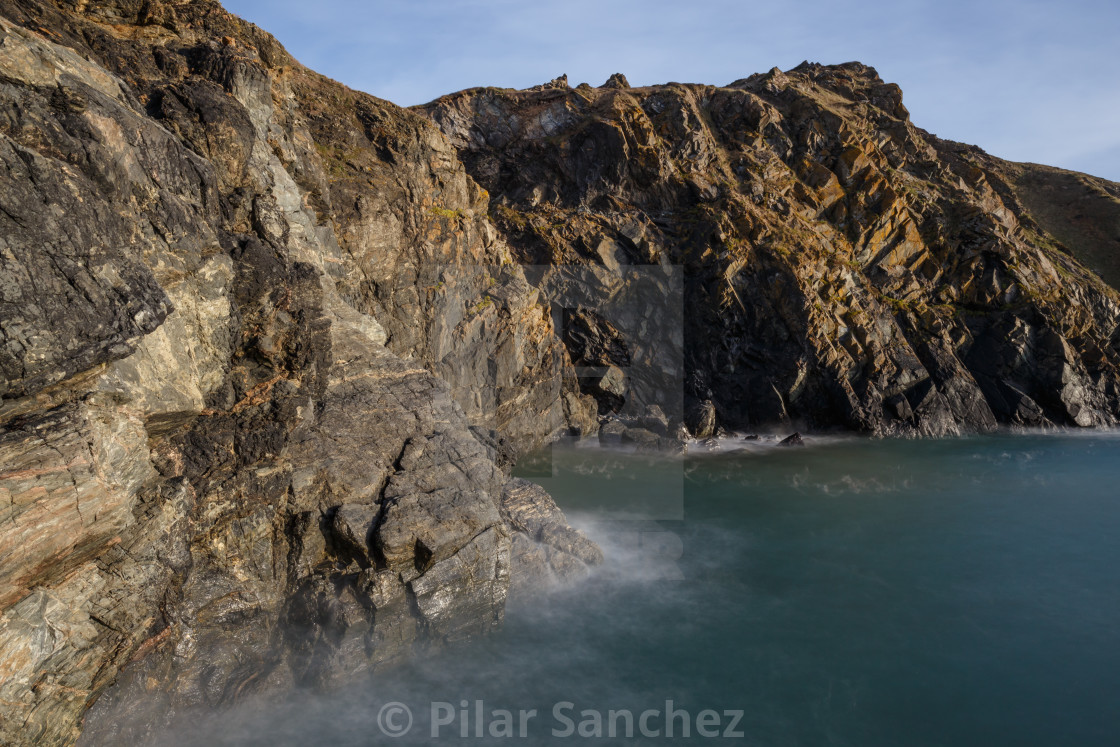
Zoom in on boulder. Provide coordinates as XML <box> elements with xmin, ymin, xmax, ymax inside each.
<box><xmin>621</xmin><ymin>426</ymin><xmax>662</xmax><ymax>451</ymax></box>
<box><xmin>598</xmin><ymin>419</ymin><xmax>628</xmax><ymax>444</ymax></box>
<box><xmin>686</xmin><ymin>400</ymin><xmax>718</xmax><ymax>439</ymax></box>
<box><xmin>779</xmin><ymin>432</ymin><xmax>805</xmax><ymax>447</ymax></box>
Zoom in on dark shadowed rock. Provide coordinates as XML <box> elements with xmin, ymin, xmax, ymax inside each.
<box><xmin>564</xmin><ymin>308</ymin><xmax>632</xmax><ymax>368</ymax></box>
<box><xmin>582</xmin><ymin>364</ymin><xmax>629</xmax><ymax>415</ymax></box>
<box><xmin>638</xmin><ymin>403</ymin><xmax>671</xmax><ymax>434</ymax></box>
<box><xmin>686</xmin><ymin>399</ymin><xmax>719</xmax><ymax>439</ymax></box>
<box><xmin>598</xmin><ymin>419</ymin><xmax>628</xmax><ymax>444</ymax></box>
<box><xmin>621</xmin><ymin>426</ymin><xmax>662</xmax><ymax>451</ymax></box>
<box><xmin>779</xmin><ymin>432</ymin><xmax>805</xmax><ymax>447</ymax></box>
<box><xmin>330</xmin><ymin>504</ymin><xmax>378</xmax><ymax>566</ymax></box>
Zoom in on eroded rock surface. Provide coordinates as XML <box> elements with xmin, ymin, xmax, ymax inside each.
<box><xmin>0</xmin><ymin>2</ymin><xmax>597</xmax><ymax>744</ymax></box>
<box><xmin>500</xmin><ymin>478</ymin><xmax>603</xmax><ymax>593</ymax></box>
<box><xmin>421</xmin><ymin>62</ymin><xmax>1120</xmax><ymax>434</ymax></box>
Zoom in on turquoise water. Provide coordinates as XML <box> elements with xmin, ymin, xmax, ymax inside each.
<box><xmin>149</xmin><ymin>433</ymin><xmax>1120</xmax><ymax>745</ymax></box>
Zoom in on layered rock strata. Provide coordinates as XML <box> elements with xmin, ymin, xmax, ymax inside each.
<box><xmin>421</xmin><ymin>64</ymin><xmax>1120</xmax><ymax>434</ymax></box>
<box><xmin>0</xmin><ymin>2</ymin><xmax>597</xmax><ymax>744</ymax></box>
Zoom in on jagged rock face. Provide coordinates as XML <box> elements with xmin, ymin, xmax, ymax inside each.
<box><xmin>0</xmin><ymin>2</ymin><xmax>598</xmax><ymax>745</ymax></box>
<box><xmin>421</xmin><ymin>61</ymin><xmax>1120</xmax><ymax>434</ymax></box>
<box><xmin>500</xmin><ymin>478</ymin><xmax>603</xmax><ymax>594</ymax></box>
<box><xmin>563</xmin><ymin>308</ymin><xmax>633</xmax><ymax>414</ymax></box>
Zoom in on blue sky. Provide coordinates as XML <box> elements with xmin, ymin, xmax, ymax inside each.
<box><xmin>223</xmin><ymin>0</ymin><xmax>1120</xmax><ymax>181</ymax></box>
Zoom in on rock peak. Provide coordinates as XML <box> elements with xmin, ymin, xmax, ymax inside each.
<box><xmin>602</xmin><ymin>72</ymin><xmax>630</xmax><ymax>89</ymax></box>
<box><xmin>528</xmin><ymin>74</ymin><xmax>569</xmax><ymax>92</ymax></box>
<box><xmin>789</xmin><ymin>60</ymin><xmax>885</xmax><ymax>85</ymax></box>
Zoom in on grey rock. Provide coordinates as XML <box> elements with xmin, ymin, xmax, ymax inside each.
<box><xmin>500</xmin><ymin>478</ymin><xmax>568</xmax><ymax>536</ymax></box>
<box><xmin>598</xmin><ymin>365</ymin><xmax>629</xmax><ymax>398</ymax></box>
<box><xmin>633</xmin><ymin>403</ymin><xmax>670</xmax><ymax>435</ymax></box>
<box><xmin>539</xmin><ymin>522</ymin><xmax>604</xmax><ymax>567</ymax></box>
<box><xmin>330</xmin><ymin>504</ymin><xmax>378</xmax><ymax>566</ymax></box>
<box><xmin>500</xmin><ymin>478</ymin><xmax>602</xmax><ymax>593</ymax></box>
<box><xmin>598</xmin><ymin>419</ymin><xmax>628</xmax><ymax>444</ymax></box>
<box><xmin>409</xmin><ymin>526</ymin><xmax>510</xmax><ymax>639</ymax></box>
<box><xmin>621</xmin><ymin>426</ymin><xmax>662</xmax><ymax>451</ymax></box>
<box><xmin>0</xmin><ymin>6</ymin><xmax>593</xmax><ymax>745</ymax></box>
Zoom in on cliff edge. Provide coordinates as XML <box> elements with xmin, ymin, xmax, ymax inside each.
<box><xmin>421</xmin><ymin>63</ymin><xmax>1120</xmax><ymax>434</ymax></box>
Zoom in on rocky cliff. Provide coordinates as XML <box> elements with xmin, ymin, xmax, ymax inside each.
<box><xmin>421</xmin><ymin>65</ymin><xmax>1120</xmax><ymax>434</ymax></box>
<box><xmin>0</xmin><ymin>1</ymin><xmax>598</xmax><ymax>744</ymax></box>
<box><xmin>2</xmin><ymin>1</ymin><xmax>1120</xmax><ymax>744</ymax></box>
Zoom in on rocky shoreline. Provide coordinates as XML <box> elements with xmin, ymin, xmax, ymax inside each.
<box><xmin>0</xmin><ymin>1</ymin><xmax>1118</xmax><ymax>744</ymax></box>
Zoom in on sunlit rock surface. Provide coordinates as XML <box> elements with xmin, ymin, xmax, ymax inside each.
<box><xmin>421</xmin><ymin>63</ymin><xmax>1120</xmax><ymax>435</ymax></box>
<box><xmin>0</xmin><ymin>2</ymin><xmax>595</xmax><ymax>744</ymax></box>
